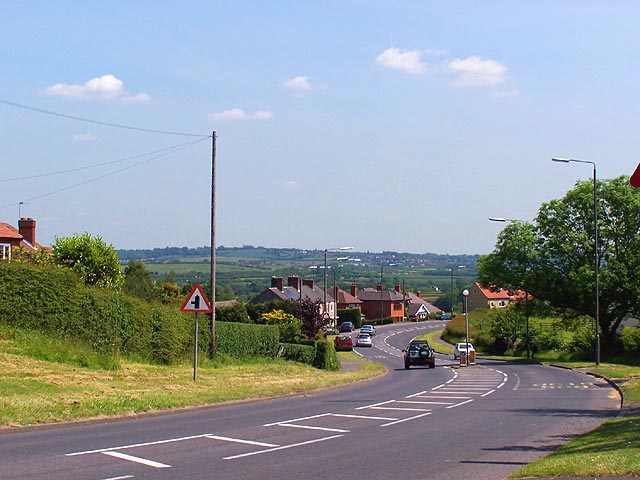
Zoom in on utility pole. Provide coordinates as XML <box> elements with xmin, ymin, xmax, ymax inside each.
<box><xmin>209</xmin><ymin>131</ymin><xmax>217</xmax><ymax>358</ymax></box>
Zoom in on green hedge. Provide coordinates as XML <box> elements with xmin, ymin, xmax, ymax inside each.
<box><xmin>214</xmin><ymin>321</ymin><xmax>279</xmax><ymax>358</ymax></box>
<box><xmin>278</xmin><ymin>342</ymin><xmax>316</xmax><ymax>364</ymax></box>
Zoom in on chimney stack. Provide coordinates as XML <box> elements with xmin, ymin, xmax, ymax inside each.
<box><xmin>18</xmin><ymin>218</ymin><xmax>36</xmax><ymax>246</ymax></box>
<box><xmin>303</xmin><ymin>279</ymin><xmax>315</xmax><ymax>289</ymax></box>
<box><xmin>287</xmin><ymin>275</ymin><xmax>301</xmax><ymax>291</ymax></box>
<box><xmin>350</xmin><ymin>283</ymin><xmax>358</xmax><ymax>297</ymax></box>
<box><xmin>417</xmin><ymin>291</ymin><xmax>422</xmax><ymax>298</ymax></box>
<box><xmin>377</xmin><ymin>282</ymin><xmax>382</xmax><ymax>291</ymax></box>
<box><xmin>271</xmin><ymin>276</ymin><xmax>284</xmax><ymax>290</ymax></box>
<box><xmin>395</xmin><ymin>283</ymin><xmax>401</xmax><ymax>293</ymax></box>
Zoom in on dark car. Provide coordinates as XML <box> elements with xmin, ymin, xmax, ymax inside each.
<box><xmin>334</xmin><ymin>335</ymin><xmax>353</xmax><ymax>351</ymax></box>
<box><xmin>403</xmin><ymin>340</ymin><xmax>435</xmax><ymax>369</ymax></box>
<box><xmin>339</xmin><ymin>321</ymin><xmax>354</xmax><ymax>332</ymax></box>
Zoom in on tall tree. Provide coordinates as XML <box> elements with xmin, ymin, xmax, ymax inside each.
<box><xmin>52</xmin><ymin>233</ymin><xmax>123</xmax><ymax>289</ymax></box>
<box><xmin>123</xmin><ymin>260</ymin><xmax>153</xmax><ymax>300</ymax></box>
<box><xmin>478</xmin><ymin>175</ymin><xmax>640</xmax><ymax>355</ymax></box>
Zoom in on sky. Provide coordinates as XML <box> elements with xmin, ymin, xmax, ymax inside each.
<box><xmin>2</xmin><ymin>1</ymin><xmax>639</xmax><ymax>255</ymax></box>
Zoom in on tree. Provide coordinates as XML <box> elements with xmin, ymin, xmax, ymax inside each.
<box><xmin>52</xmin><ymin>233</ymin><xmax>123</xmax><ymax>289</ymax></box>
<box><xmin>295</xmin><ymin>297</ymin><xmax>326</xmax><ymax>339</ymax></box>
<box><xmin>123</xmin><ymin>260</ymin><xmax>153</xmax><ymax>300</ymax></box>
<box><xmin>478</xmin><ymin>175</ymin><xmax>640</xmax><ymax>356</ymax></box>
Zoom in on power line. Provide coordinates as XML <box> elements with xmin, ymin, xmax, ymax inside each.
<box><xmin>0</xmin><ymin>136</ymin><xmax>209</xmax><ymax>211</ymax></box>
<box><xmin>0</xmin><ymin>138</ymin><xmax>208</xmax><ymax>183</ymax></box>
<box><xmin>0</xmin><ymin>99</ymin><xmax>209</xmax><ymax>138</ymax></box>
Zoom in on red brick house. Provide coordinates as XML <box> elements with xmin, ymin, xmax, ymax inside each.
<box><xmin>0</xmin><ymin>218</ymin><xmax>45</xmax><ymax>261</ymax></box>
<box><xmin>357</xmin><ymin>283</ymin><xmax>405</xmax><ymax>323</ymax></box>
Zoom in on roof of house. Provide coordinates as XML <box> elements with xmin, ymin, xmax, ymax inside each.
<box><xmin>405</xmin><ymin>292</ymin><xmax>442</xmax><ymax>313</ymax></box>
<box><xmin>358</xmin><ymin>288</ymin><xmax>405</xmax><ymax>302</ymax></box>
<box><xmin>334</xmin><ymin>287</ymin><xmax>362</xmax><ymax>305</ymax></box>
<box><xmin>0</xmin><ymin>223</ymin><xmax>23</xmax><ymax>239</ymax></box>
<box><xmin>474</xmin><ymin>282</ymin><xmax>518</xmax><ymax>300</ymax></box>
<box><xmin>251</xmin><ymin>284</ymin><xmax>334</xmax><ymax>304</ymax></box>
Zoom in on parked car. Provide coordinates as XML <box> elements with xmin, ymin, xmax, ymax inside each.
<box><xmin>360</xmin><ymin>324</ymin><xmax>376</xmax><ymax>336</ymax></box>
<box><xmin>403</xmin><ymin>340</ymin><xmax>435</xmax><ymax>369</ymax></box>
<box><xmin>334</xmin><ymin>335</ymin><xmax>353</xmax><ymax>351</ymax></box>
<box><xmin>437</xmin><ymin>314</ymin><xmax>452</xmax><ymax>320</ymax></box>
<box><xmin>453</xmin><ymin>342</ymin><xmax>475</xmax><ymax>360</ymax></box>
<box><xmin>355</xmin><ymin>333</ymin><xmax>372</xmax><ymax>347</ymax></box>
<box><xmin>339</xmin><ymin>321</ymin><xmax>355</xmax><ymax>333</ymax></box>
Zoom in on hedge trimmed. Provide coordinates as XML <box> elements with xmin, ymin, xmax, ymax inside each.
<box><xmin>278</xmin><ymin>342</ymin><xmax>316</xmax><ymax>365</ymax></box>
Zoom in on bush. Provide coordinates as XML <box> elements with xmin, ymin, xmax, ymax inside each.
<box><xmin>215</xmin><ymin>321</ymin><xmax>280</xmax><ymax>358</ymax></box>
<box><xmin>338</xmin><ymin>308</ymin><xmax>362</xmax><ymax>328</ymax></box>
<box><xmin>278</xmin><ymin>342</ymin><xmax>316</xmax><ymax>365</ymax></box>
<box><xmin>621</xmin><ymin>326</ymin><xmax>640</xmax><ymax>355</ymax></box>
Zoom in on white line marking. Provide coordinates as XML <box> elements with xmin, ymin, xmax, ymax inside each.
<box><xmin>205</xmin><ymin>435</ymin><xmax>279</xmax><ymax>447</ymax></box>
<box><xmin>369</xmin><ymin>406</ymin><xmax>431</xmax><ymax>412</ymax></box>
<box><xmin>381</xmin><ymin>412</ymin><xmax>432</xmax><ymax>426</ymax></box>
<box><xmin>447</xmin><ymin>399</ymin><xmax>474</xmax><ymax>408</ymax></box>
<box><xmin>223</xmin><ymin>435</ymin><xmax>343</xmax><ymax>460</ymax></box>
<box><xmin>355</xmin><ymin>400</ymin><xmax>395</xmax><ymax>410</ymax></box>
<box><xmin>481</xmin><ymin>389</ymin><xmax>496</xmax><ymax>397</ymax></box>
<box><xmin>67</xmin><ymin>434</ymin><xmax>209</xmax><ymax>456</ymax></box>
<box><xmin>277</xmin><ymin>423</ymin><xmax>349</xmax><ymax>433</ymax></box>
<box><xmin>400</xmin><ymin>400</ymin><xmax>455</xmax><ymax>405</ymax></box>
<box><xmin>102</xmin><ymin>451</ymin><xmax>170</xmax><ymax>469</ymax></box>
<box><xmin>331</xmin><ymin>413</ymin><xmax>398</xmax><ymax>421</ymax></box>
<box><xmin>263</xmin><ymin>412</ymin><xmax>331</xmax><ymax>426</ymax></box>
<box><xmin>406</xmin><ymin>390</ymin><xmax>429</xmax><ymax>398</ymax></box>
<box><xmin>102</xmin><ymin>476</ymin><xmax>134</xmax><ymax>480</ymax></box>
<box><xmin>413</xmin><ymin>395</ymin><xmax>469</xmax><ymax>399</ymax></box>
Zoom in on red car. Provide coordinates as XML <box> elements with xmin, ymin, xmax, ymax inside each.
<box><xmin>334</xmin><ymin>335</ymin><xmax>353</xmax><ymax>351</ymax></box>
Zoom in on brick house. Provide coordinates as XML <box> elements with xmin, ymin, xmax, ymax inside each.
<box><xmin>0</xmin><ymin>218</ymin><xmax>45</xmax><ymax>261</ymax></box>
<box><xmin>467</xmin><ymin>282</ymin><xmax>527</xmax><ymax>311</ymax></box>
<box><xmin>405</xmin><ymin>291</ymin><xmax>442</xmax><ymax>321</ymax></box>
<box><xmin>357</xmin><ymin>283</ymin><xmax>405</xmax><ymax>323</ymax></box>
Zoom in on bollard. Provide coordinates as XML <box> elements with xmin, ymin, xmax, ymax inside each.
<box><xmin>460</xmin><ymin>352</ymin><xmax>467</xmax><ymax>366</ymax></box>
<box><xmin>469</xmin><ymin>349</ymin><xmax>476</xmax><ymax>365</ymax></box>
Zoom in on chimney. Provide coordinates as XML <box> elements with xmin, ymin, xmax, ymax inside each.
<box><xmin>395</xmin><ymin>283</ymin><xmax>401</xmax><ymax>293</ymax></box>
<box><xmin>271</xmin><ymin>276</ymin><xmax>284</xmax><ymax>290</ymax></box>
<box><xmin>351</xmin><ymin>283</ymin><xmax>358</xmax><ymax>297</ymax></box>
<box><xmin>287</xmin><ymin>275</ymin><xmax>301</xmax><ymax>290</ymax></box>
<box><xmin>377</xmin><ymin>282</ymin><xmax>382</xmax><ymax>291</ymax></box>
<box><xmin>303</xmin><ymin>279</ymin><xmax>315</xmax><ymax>289</ymax></box>
<box><xmin>417</xmin><ymin>291</ymin><xmax>422</xmax><ymax>298</ymax></box>
<box><xmin>18</xmin><ymin>218</ymin><xmax>36</xmax><ymax>246</ymax></box>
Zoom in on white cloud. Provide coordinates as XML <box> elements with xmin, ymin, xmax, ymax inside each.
<box><xmin>449</xmin><ymin>56</ymin><xmax>508</xmax><ymax>87</ymax></box>
<box><xmin>208</xmin><ymin>108</ymin><xmax>274</xmax><ymax>121</ymax></box>
<box><xmin>123</xmin><ymin>92</ymin><xmax>151</xmax><ymax>103</ymax></box>
<box><xmin>491</xmin><ymin>89</ymin><xmax>520</xmax><ymax>98</ymax></box>
<box><xmin>283</xmin><ymin>76</ymin><xmax>312</xmax><ymax>91</ymax></box>
<box><xmin>43</xmin><ymin>74</ymin><xmax>150</xmax><ymax>101</ymax></box>
<box><xmin>375</xmin><ymin>47</ymin><xmax>427</xmax><ymax>75</ymax></box>
<box><xmin>71</xmin><ymin>133</ymin><xmax>97</xmax><ymax>142</ymax></box>
<box><xmin>284</xmin><ymin>180</ymin><xmax>300</xmax><ymax>190</ymax></box>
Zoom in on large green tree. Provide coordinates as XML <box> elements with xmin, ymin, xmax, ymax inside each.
<box><xmin>52</xmin><ymin>233</ymin><xmax>123</xmax><ymax>289</ymax></box>
<box><xmin>478</xmin><ymin>175</ymin><xmax>640</xmax><ymax>355</ymax></box>
<box><xmin>123</xmin><ymin>260</ymin><xmax>153</xmax><ymax>300</ymax></box>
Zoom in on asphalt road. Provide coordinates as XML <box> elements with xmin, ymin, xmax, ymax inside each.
<box><xmin>0</xmin><ymin>322</ymin><xmax>620</xmax><ymax>480</ymax></box>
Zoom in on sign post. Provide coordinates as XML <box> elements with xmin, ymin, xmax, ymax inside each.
<box><xmin>181</xmin><ymin>284</ymin><xmax>213</xmax><ymax>381</ymax></box>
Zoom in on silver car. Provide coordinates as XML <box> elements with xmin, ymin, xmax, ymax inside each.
<box><xmin>454</xmin><ymin>342</ymin><xmax>475</xmax><ymax>360</ymax></box>
<box><xmin>355</xmin><ymin>333</ymin><xmax>373</xmax><ymax>347</ymax></box>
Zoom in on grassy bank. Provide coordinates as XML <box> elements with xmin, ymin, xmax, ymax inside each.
<box><xmin>0</xmin><ymin>330</ymin><xmax>385</xmax><ymax>429</ymax></box>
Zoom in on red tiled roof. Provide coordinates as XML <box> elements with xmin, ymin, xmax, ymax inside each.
<box><xmin>0</xmin><ymin>223</ymin><xmax>22</xmax><ymax>239</ymax></box>
<box><xmin>475</xmin><ymin>282</ymin><xmax>525</xmax><ymax>300</ymax></box>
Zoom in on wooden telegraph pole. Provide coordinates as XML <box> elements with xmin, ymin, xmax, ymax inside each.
<box><xmin>210</xmin><ymin>131</ymin><xmax>217</xmax><ymax>358</ymax></box>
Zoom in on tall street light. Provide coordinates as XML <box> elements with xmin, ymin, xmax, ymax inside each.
<box><xmin>489</xmin><ymin>216</ymin><xmax>531</xmax><ymax>360</ymax></box>
<box><xmin>449</xmin><ymin>266</ymin><xmax>466</xmax><ymax>317</ymax></box>
<box><xmin>462</xmin><ymin>289</ymin><xmax>470</xmax><ymax>366</ymax></box>
<box><xmin>552</xmin><ymin>157</ymin><xmax>600</xmax><ymax>366</ymax></box>
<box><xmin>324</xmin><ymin>247</ymin><xmax>353</xmax><ymax>322</ymax></box>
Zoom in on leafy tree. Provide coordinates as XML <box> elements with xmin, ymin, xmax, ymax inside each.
<box><xmin>295</xmin><ymin>297</ymin><xmax>326</xmax><ymax>339</ymax></box>
<box><xmin>215</xmin><ymin>302</ymin><xmax>250</xmax><ymax>323</ymax></box>
<box><xmin>52</xmin><ymin>233</ymin><xmax>123</xmax><ymax>289</ymax></box>
<box><xmin>123</xmin><ymin>260</ymin><xmax>153</xmax><ymax>300</ymax></box>
<box><xmin>261</xmin><ymin>309</ymin><xmax>302</xmax><ymax>343</ymax></box>
<box><xmin>478</xmin><ymin>175</ymin><xmax>640</xmax><ymax>356</ymax></box>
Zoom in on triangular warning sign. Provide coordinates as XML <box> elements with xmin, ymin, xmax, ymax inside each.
<box><xmin>181</xmin><ymin>284</ymin><xmax>213</xmax><ymax>313</ymax></box>
<box><xmin>631</xmin><ymin>163</ymin><xmax>640</xmax><ymax>188</ymax></box>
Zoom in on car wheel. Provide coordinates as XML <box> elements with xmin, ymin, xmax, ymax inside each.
<box><xmin>429</xmin><ymin>362</ymin><xmax>435</xmax><ymax>369</ymax></box>
<box><xmin>404</xmin><ymin>362</ymin><xmax>410</xmax><ymax>370</ymax></box>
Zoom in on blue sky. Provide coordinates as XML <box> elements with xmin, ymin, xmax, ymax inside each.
<box><xmin>1</xmin><ymin>1</ymin><xmax>639</xmax><ymax>255</ymax></box>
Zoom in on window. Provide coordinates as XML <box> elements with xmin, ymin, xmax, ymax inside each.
<box><xmin>0</xmin><ymin>244</ymin><xmax>11</xmax><ymax>261</ymax></box>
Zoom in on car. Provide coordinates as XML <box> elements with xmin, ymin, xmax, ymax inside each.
<box><xmin>403</xmin><ymin>340</ymin><xmax>435</xmax><ymax>369</ymax></box>
<box><xmin>437</xmin><ymin>314</ymin><xmax>452</xmax><ymax>320</ymax></box>
<box><xmin>453</xmin><ymin>342</ymin><xmax>475</xmax><ymax>360</ymax></box>
<box><xmin>360</xmin><ymin>324</ymin><xmax>376</xmax><ymax>336</ymax></box>
<box><xmin>334</xmin><ymin>335</ymin><xmax>353</xmax><ymax>351</ymax></box>
<box><xmin>339</xmin><ymin>321</ymin><xmax>354</xmax><ymax>333</ymax></box>
<box><xmin>355</xmin><ymin>333</ymin><xmax>372</xmax><ymax>347</ymax></box>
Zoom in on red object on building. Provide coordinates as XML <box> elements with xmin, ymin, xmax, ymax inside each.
<box><xmin>631</xmin><ymin>163</ymin><xmax>640</xmax><ymax>188</ymax></box>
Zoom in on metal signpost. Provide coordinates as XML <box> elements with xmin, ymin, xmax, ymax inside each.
<box><xmin>181</xmin><ymin>284</ymin><xmax>213</xmax><ymax>381</ymax></box>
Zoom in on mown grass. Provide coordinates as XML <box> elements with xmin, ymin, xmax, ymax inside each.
<box><xmin>0</xmin><ymin>329</ymin><xmax>385</xmax><ymax>428</ymax></box>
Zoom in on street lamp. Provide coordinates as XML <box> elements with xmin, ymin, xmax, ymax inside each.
<box><xmin>489</xmin><ymin>216</ymin><xmax>530</xmax><ymax>360</ymax></box>
<box><xmin>324</xmin><ymin>247</ymin><xmax>353</xmax><ymax>322</ymax></box>
<box><xmin>449</xmin><ymin>266</ymin><xmax>466</xmax><ymax>317</ymax></box>
<box><xmin>552</xmin><ymin>157</ymin><xmax>600</xmax><ymax>366</ymax></box>
<box><xmin>462</xmin><ymin>289</ymin><xmax>470</xmax><ymax>366</ymax></box>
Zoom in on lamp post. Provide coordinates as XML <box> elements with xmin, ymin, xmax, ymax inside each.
<box><xmin>324</xmin><ymin>247</ymin><xmax>353</xmax><ymax>322</ymax></box>
<box><xmin>552</xmin><ymin>157</ymin><xmax>600</xmax><ymax>366</ymax></box>
<box><xmin>489</xmin><ymin>216</ymin><xmax>531</xmax><ymax>360</ymax></box>
<box><xmin>449</xmin><ymin>265</ymin><xmax>466</xmax><ymax>317</ymax></box>
<box><xmin>462</xmin><ymin>289</ymin><xmax>470</xmax><ymax>366</ymax></box>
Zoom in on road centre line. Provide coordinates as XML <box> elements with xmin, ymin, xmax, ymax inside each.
<box><xmin>331</xmin><ymin>413</ymin><xmax>398</xmax><ymax>421</ymax></box>
<box><xmin>276</xmin><ymin>423</ymin><xmax>350</xmax><ymax>433</ymax></box>
<box><xmin>102</xmin><ymin>451</ymin><xmax>171</xmax><ymax>469</ymax></box>
<box><xmin>223</xmin><ymin>435</ymin><xmax>344</xmax><ymax>460</ymax></box>
<box><xmin>380</xmin><ymin>412</ymin><xmax>432</xmax><ymax>427</ymax></box>
<box><xmin>67</xmin><ymin>433</ymin><xmax>210</xmax><ymax>456</ymax></box>
<box><xmin>263</xmin><ymin>412</ymin><xmax>331</xmax><ymax>427</ymax></box>
<box><xmin>481</xmin><ymin>389</ymin><xmax>496</xmax><ymax>397</ymax></box>
<box><xmin>101</xmin><ymin>476</ymin><xmax>134</xmax><ymax>480</ymax></box>
<box><xmin>446</xmin><ymin>399</ymin><xmax>474</xmax><ymax>409</ymax></box>
<box><xmin>205</xmin><ymin>435</ymin><xmax>279</xmax><ymax>447</ymax></box>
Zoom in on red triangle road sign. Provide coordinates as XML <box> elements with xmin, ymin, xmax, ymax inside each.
<box><xmin>631</xmin><ymin>163</ymin><xmax>640</xmax><ymax>188</ymax></box>
<box><xmin>181</xmin><ymin>284</ymin><xmax>213</xmax><ymax>313</ymax></box>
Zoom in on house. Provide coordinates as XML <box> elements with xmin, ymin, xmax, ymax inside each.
<box><xmin>467</xmin><ymin>282</ymin><xmax>527</xmax><ymax>311</ymax></box>
<box><xmin>251</xmin><ymin>275</ymin><xmax>337</xmax><ymax>321</ymax></box>
<box><xmin>333</xmin><ymin>284</ymin><xmax>363</xmax><ymax>312</ymax></box>
<box><xmin>357</xmin><ymin>283</ymin><xmax>405</xmax><ymax>323</ymax></box>
<box><xmin>405</xmin><ymin>291</ymin><xmax>442</xmax><ymax>321</ymax></box>
<box><xmin>0</xmin><ymin>218</ymin><xmax>45</xmax><ymax>261</ymax></box>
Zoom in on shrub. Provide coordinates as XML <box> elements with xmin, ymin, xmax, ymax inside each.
<box><xmin>338</xmin><ymin>308</ymin><xmax>362</xmax><ymax>328</ymax></box>
<box><xmin>621</xmin><ymin>326</ymin><xmax>640</xmax><ymax>355</ymax></box>
<box><xmin>278</xmin><ymin>342</ymin><xmax>316</xmax><ymax>365</ymax></box>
